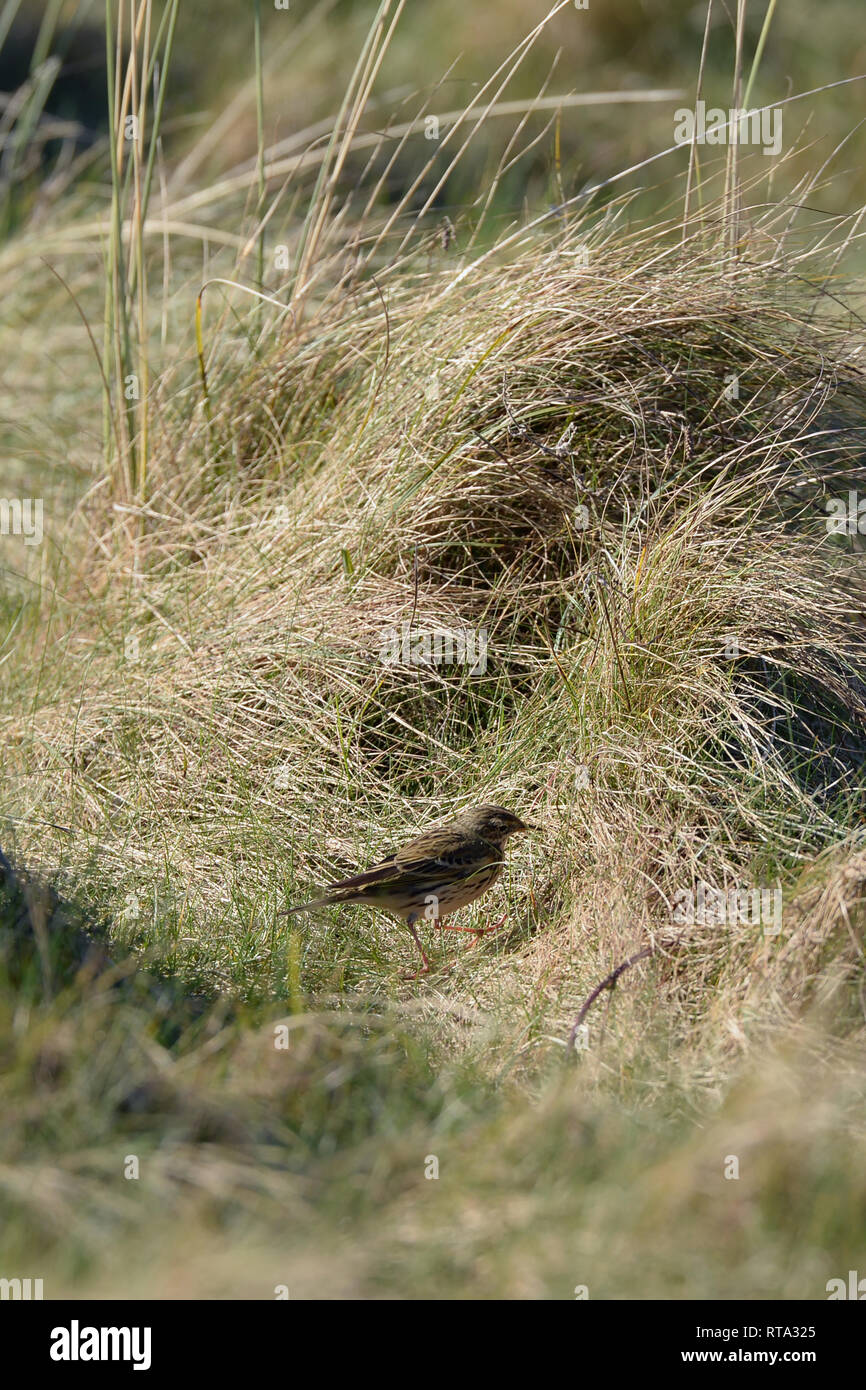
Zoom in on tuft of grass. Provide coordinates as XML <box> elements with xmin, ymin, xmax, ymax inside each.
<box><xmin>2</xmin><ymin>0</ymin><xmax>866</xmax><ymax>1298</ymax></box>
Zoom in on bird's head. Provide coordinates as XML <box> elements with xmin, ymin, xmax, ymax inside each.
<box><xmin>458</xmin><ymin>804</ymin><xmax>534</xmax><ymax>843</ymax></box>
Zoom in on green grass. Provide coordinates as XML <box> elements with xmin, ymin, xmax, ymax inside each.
<box><xmin>3</xmin><ymin>845</ymin><xmax>866</xmax><ymax>1299</ymax></box>
<box><xmin>2</xmin><ymin>0</ymin><xmax>866</xmax><ymax>1299</ymax></box>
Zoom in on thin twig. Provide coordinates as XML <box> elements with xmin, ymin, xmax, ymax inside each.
<box><xmin>596</xmin><ymin>576</ymin><xmax>633</xmax><ymax>713</ymax></box>
<box><xmin>567</xmin><ymin>945</ymin><xmax>654</xmax><ymax>1050</ymax></box>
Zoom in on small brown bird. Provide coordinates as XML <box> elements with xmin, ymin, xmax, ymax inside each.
<box><xmin>287</xmin><ymin>804</ymin><xmax>532</xmax><ymax>973</ymax></box>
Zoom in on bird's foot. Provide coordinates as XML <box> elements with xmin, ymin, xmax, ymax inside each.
<box><xmin>439</xmin><ymin>922</ymin><xmax>490</xmax><ymax>934</ymax></box>
<box><xmin>400</xmin><ymin>959</ymin><xmax>455</xmax><ymax>981</ymax></box>
<box><xmin>401</xmin><ymin>964</ymin><xmax>430</xmax><ymax>981</ymax></box>
<box><xmin>466</xmin><ymin>911</ymin><xmax>508</xmax><ymax>947</ymax></box>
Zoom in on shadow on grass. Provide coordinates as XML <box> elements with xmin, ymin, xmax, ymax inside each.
<box><xmin>0</xmin><ymin>841</ymin><xmax>218</xmax><ymax>1048</ymax></box>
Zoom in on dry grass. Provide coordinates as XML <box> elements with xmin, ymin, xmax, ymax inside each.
<box><xmin>2</xmin><ymin>1</ymin><xmax>866</xmax><ymax>1299</ymax></box>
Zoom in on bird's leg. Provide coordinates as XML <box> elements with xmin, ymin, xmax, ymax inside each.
<box><xmin>439</xmin><ymin>911</ymin><xmax>509</xmax><ymax>948</ymax></box>
<box><xmin>404</xmin><ymin>915</ymin><xmax>430</xmax><ymax>978</ymax></box>
<box><xmin>482</xmin><ymin>910</ymin><xmax>508</xmax><ymax>935</ymax></box>
<box><xmin>468</xmin><ymin>911</ymin><xmax>509</xmax><ymax>947</ymax></box>
<box><xmin>440</xmin><ymin>913</ymin><xmax>507</xmax><ymax>935</ymax></box>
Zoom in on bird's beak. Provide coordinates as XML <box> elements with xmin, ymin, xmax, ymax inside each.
<box><xmin>519</xmin><ymin>820</ymin><xmax>536</xmax><ymax>832</ymax></box>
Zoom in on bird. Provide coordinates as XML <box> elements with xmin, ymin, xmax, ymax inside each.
<box><xmin>286</xmin><ymin>804</ymin><xmax>533</xmax><ymax>973</ymax></box>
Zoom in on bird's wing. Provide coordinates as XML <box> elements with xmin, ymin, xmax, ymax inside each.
<box><xmin>321</xmin><ymin>854</ymin><xmax>399</xmax><ymax>894</ymax></box>
<box><xmin>393</xmin><ymin>832</ymin><xmax>501</xmax><ymax>878</ymax></box>
<box><xmin>321</xmin><ymin>834</ymin><xmax>501</xmax><ymax>896</ymax></box>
